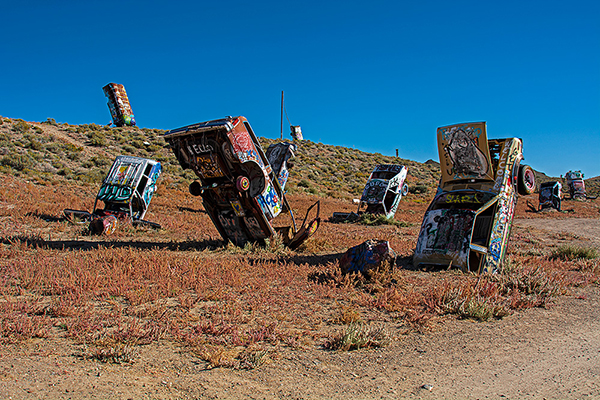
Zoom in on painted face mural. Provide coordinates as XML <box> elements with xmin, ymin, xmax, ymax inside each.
<box><xmin>444</xmin><ymin>127</ymin><xmax>490</xmax><ymax>179</ymax></box>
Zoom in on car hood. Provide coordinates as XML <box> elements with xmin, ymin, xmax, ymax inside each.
<box><xmin>437</xmin><ymin>122</ymin><xmax>495</xmax><ymax>188</ymax></box>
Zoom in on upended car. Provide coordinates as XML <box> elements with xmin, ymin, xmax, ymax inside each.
<box><xmin>413</xmin><ymin>122</ymin><xmax>536</xmax><ymax>274</ymax></box>
<box><xmin>164</xmin><ymin>116</ymin><xmax>320</xmax><ymax>249</ymax></box>
<box><xmin>64</xmin><ymin>155</ymin><xmax>162</xmax><ymax>234</ymax></box>
<box><xmin>565</xmin><ymin>170</ymin><xmax>586</xmax><ymax>200</ymax></box>
<box><xmin>331</xmin><ymin>164</ymin><xmax>409</xmax><ymax>222</ymax></box>
<box><xmin>358</xmin><ymin>164</ymin><xmax>409</xmax><ymax>218</ymax></box>
<box><xmin>538</xmin><ymin>181</ymin><xmax>562</xmax><ymax>211</ymax></box>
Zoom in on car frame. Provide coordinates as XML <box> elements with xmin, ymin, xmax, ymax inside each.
<box><xmin>164</xmin><ymin>116</ymin><xmax>320</xmax><ymax>249</ymax></box>
<box><xmin>413</xmin><ymin>122</ymin><xmax>535</xmax><ymax>274</ymax></box>
<box><xmin>64</xmin><ymin>155</ymin><xmax>162</xmax><ymax>233</ymax></box>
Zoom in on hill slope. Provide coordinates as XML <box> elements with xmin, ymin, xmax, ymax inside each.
<box><xmin>1</xmin><ymin>116</ymin><xmax>597</xmax><ymax>198</ymax></box>
<box><xmin>0</xmin><ymin>117</ymin><xmax>440</xmax><ymax>199</ymax></box>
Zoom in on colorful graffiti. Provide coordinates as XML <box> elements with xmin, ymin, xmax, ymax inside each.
<box><xmin>97</xmin><ymin>184</ymin><xmax>134</xmax><ymax>203</ymax></box>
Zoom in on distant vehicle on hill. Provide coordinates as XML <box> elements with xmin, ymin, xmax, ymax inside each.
<box><xmin>413</xmin><ymin>122</ymin><xmax>535</xmax><ymax>274</ymax></box>
<box><xmin>565</xmin><ymin>170</ymin><xmax>586</xmax><ymax>200</ymax></box>
<box><xmin>103</xmin><ymin>83</ymin><xmax>136</xmax><ymax>127</ymax></box>
<box><xmin>164</xmin><ymin>116</ymin><xmax>320</xmax><ymax>249</ymax></box>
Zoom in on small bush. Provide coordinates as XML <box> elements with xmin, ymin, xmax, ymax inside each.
<box><xmin>409</xmin><ymin>184</ymin><xmax>429</xmax><ymax>194</ymax></box>
<box><xmin>550</xmin><ymin>245</ymin><xmax>598</xmax><ymax>261</ymax></box>
<box><xmin>1</xmin><ymin>153</ymin><xmax>34</xmax><ymax>171</ymax></box>
<box><xmin>11</xmin><ymin>120</ymin><xmax>31</xmax><ymax>133</ymax></box>
<box><xmin>324</xmin><ymin>322</ymin><xmax>389</xmax><ymax>351</ymax></box>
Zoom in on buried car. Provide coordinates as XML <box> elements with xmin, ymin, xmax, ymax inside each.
<box><xmin>565</xmin><ymin>170</ymin><xmax>586</xmax><ymax>200</ymax></box>
<box><xmin>413</xmin><ymin>122</ymin><xmax>535</xmax><ymax>274</ymax></box>
<box><xmin>358</xmin><ymin>164</ymin><xmax>409</xmax><ymax>218</ymax></box>
<box><xmin>64</xmin><ymin>155</ymin><xmax>162</xmax><ymax>234</ymax></box>
<box><xmin>331</xmin><ymin>164</ymin><xmax>409</xmax><ymax>222</ymax></box>
<box><xmin>538</xmin><ymin>181</ymin><xmax>562</xmax><ymax>211</ymax></box>
<box><xmin>164</xmin><ymin>116</ymin><xmax>320</xmax><ymax>249</ymax></box>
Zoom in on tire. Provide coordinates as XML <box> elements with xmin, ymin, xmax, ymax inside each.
<box><xmin>401</xmin><ymin>183</ymin><xmax>409</xmax><ymax>196</ymax></box>
<box><xmin>189</xmin><ymin>181</ymin><xmax>202</xmax><ymax>196</ymax></box>
<box><xmin>518</xmin><ymin>165</ymin><xmax>536</xmax><ymax>195</ymax></box>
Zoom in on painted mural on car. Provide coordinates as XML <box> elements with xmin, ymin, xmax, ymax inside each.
<box><xmin>413</xmin><ymin>122</ymin><xmax>535</xmax><ymax>273</ymax></box>
<box><xmin>164</xmin><ymin>116</ymin><xmax>319</xmax><ymax>249</ymax></box>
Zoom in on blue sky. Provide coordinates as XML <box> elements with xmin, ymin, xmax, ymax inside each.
<box><xmin>1</xmin><ymin>0</ymin><xmax>598</xmax><ymax>177</ymax></box>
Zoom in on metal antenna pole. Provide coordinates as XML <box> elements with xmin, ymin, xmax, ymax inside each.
<box><xmin>280</xmin><ymin>91</ymin><xmax>284</xmax><ymax>139</ymax></box>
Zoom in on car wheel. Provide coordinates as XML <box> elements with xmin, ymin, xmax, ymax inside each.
<box><xmin>189</xmin><ymin>181</ymin><xmax>202</xmax><ymax>196</ymax></box>
<box><xmin>401</xmin><ymin>183</ymin><xmax>409</xmax><ymax>196</ymax></box>
<box><xmin>518</xmin><ymin>165</ymin><xmax>536</xmax><ymax>195</ymax></box>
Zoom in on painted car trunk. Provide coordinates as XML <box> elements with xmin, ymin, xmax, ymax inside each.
<box><xmin>415</xmin><ymin>122</ymin><xmax>525</xmax><ymax>273</ymax></box>
<box><xmin>102</xmin><ymin>83</ymin><xmax>136</xmax><ymax>127</ymax></box>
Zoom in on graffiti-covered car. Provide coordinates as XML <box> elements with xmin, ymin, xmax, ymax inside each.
<box><xmin>164</xmin><ymin>116</ymin><xmax>320</xmax><ymax>249</ymax></box>
<box><xmin>413</xmin><ymin>122</ymin><xmax>535</xmax><ymax>273</ymax></box>
<box><xmin>565</xmin><ymin>170</ymin><xmax>586</xmax><ymax>200</ymax></box>
<box><xmin>103</xmin><ymin>83</ymin><xmax>136</xmax><ymax>127</ymax></box>
<box><xmin>539</xmin><ymin>181</ymin><xmax>562</xmax><ymax>211</ymax></box>
<box><xmin>331</xmin><ymin>164</ymin><xmax>408</xmax><ymax>222</ymax></box>
<box><xmin>358</xmin><ymin>164</ymin><xmax>409</xmax><ymax>218</ymax></box>
<box><xmin>64</xmin><ymin>155</ymin><xmax>162</xmax><ymax>234</ymax></box>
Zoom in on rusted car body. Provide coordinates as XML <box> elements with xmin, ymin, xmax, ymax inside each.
<box><xmin>164</xmin><ymin>116</ymin><xmax>319</xmax><ymax>249</ymax></box>
<box><xmin>64</xmin><ymin>155</ymin><xmax>162</xmax><ymax>233</ymax></box>
<box><xmin>414</xmin><ymin>122</ymin><xmax>535</xmax><ymax>273</ymax></box>
<box><xmin>565</xmin><ymin>170</ymin><xmax>586</xmax><ymax>200</ymax></box>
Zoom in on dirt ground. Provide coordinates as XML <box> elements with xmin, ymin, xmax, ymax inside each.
<box><xmin>1</xmin><ymin>193</ymin><xmax>599</xmax><ymax>399</ymax></box>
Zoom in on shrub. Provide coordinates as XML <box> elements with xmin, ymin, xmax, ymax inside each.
<box><xmin>12</xmin><ymin>120</ymin><xmax>31</xmax><ymax>133</ymax></box>
<box><xmin>42</xmin><ymin>118</ymin><xmax>59</xmax><ymax>126</ymax></box>
<box><xmin>550</xmin><ymin>245</ymin><xmax>598</xmax><ymax>261</ymax></box>
<box><xmin>1</xmin><ymin>153</ymin><xmax>34</xmax><ymax>171</ymax></box>
<box><xmin>324</xmin><ymin>322</ymin><xmax>389</xmax><ymax>351</ymax></box>
<box><xmin>409</xmin><ymin>184</ymin><xmax>429</xmax><ymax>194</ymax></box>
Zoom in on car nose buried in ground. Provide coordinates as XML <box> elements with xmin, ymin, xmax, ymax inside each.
<box><xmin>413</xmin><ymin>122</ymin><xmax>535</xmax><ymax>274</ymax></box>
<box><xmin>64</xmin><ymin>155</ymin><xmax>162</xmax><ymax>234</ymax></box>
<box><xmin>164</xmin><ymin>116</ymin><xmax>320</xmax><ymax>249</ymax></box>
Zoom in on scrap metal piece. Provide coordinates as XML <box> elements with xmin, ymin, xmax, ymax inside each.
<box><xmin>339</xmin><ymin>239</ymin><xmax>396</xmax><ymax>276</ymax></box>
